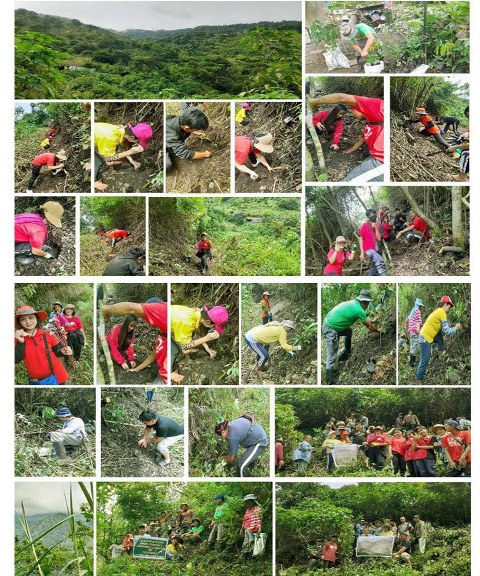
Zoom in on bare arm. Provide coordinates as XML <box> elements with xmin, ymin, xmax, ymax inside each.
<box><xmin>310</xmin><ymin>94</ymin><xmax>357</xmax><ymax>108</ymax></box>
<box><xmin>396</xmin><ymin>225</ymin><xmax>414</xmax><ymax>239</ymax></box>
<box><xmin>343</xmin><ymin>135</ymin><xmax>366</xmax><ymax>154</ymax></box>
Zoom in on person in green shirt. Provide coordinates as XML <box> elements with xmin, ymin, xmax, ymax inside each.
<box><xmin>208</xmin><ymin>494</ymin><xmax>229</xmax><ymax>550</ymax></box>
<box><xmin>340</xmin><ymin>20</ymin><xmax>380</xmax><ymax>69</ymax></box>
<box><xmin>183</xmin><ymin>518</ymin><xmax>206</xmax><ymax>545</ymax></box>
<box><xmin>322</xmin><ymin>289</ymin><xmax>381</xmax><ymax>384</ymax></box>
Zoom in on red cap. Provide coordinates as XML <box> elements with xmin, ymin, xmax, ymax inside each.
<box><xmin>440</xmin><ymin>295</ymin><xmax>455</xmax><ymax>307</ymax></box>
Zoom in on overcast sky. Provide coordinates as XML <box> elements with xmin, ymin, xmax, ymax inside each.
<box><xmin>16</xmin><ymin>1</ymin><xmax>301</xmax><ymax>31</ymax></box>
<box><xmin>15</xmin><ymin>483</ymin><xmax>88</xmax><ymax>514</ymax></box>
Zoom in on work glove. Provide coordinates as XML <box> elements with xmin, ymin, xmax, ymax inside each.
<box><xmin>288</xmin><ymin>351</ymin><xmax>296</xmax><ymax>358</ymax></box>
<box><xmin>295</xmin><ymin>345</ymin><xmax>302</xmax><ymax>351</ymax></box>
<box><xmin>44</xmin><ymin>253</ymin><xmax>53</xmax><ymax>259</ymax></box>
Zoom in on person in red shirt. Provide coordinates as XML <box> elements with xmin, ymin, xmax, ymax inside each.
<box><xmin>323</xmin><ymin>235</ymin><xmax>355</xmax><ymax>276</ymax></box>
<box><xmin>27</xmin><ymin>149</ymin><xmax>68</xmax><ymax>192</ymax></box>
<box><xmin>442</xmin><ymin>419</ymin><xmax>471</xmax><ymax>477</ymax></box>
<box><xmin>275</xmin><ymin>438</ymin><xmax>285</xmax><ymax>471</ymax></box>
<box><xmin>413</xmin><ymin>427</ymin><xmax>436</xmax><ymax>477</ymax></box>
<box><xmin>14</xmin><ymin>306</ymin><xmax>72</xmax><ymax>385</ymax></box>
<box><xmin>14</xmin><ymin>201</ymin><xmax>64</xmax><ymax>263</ymax></box>
<box><xmin>309</xmin><ymin>93</ymin><xmax>384</xmax><ymax>182</ymax></box>
<box><xmin>366</xmin><ymin>426</ymin><xmax>389</xmax><ymax>470</ymax></box>
<box><xmin>103</xmin><ymin>229</ymin><xmax>130</xmax><ymax>254</ymax></box>
<box><xmin>128</xmin><ymin>334</ymin><xmax>168</xmax><ymax>384</ymax></box>
<box><xmin>403</xmin><ymin>108</ymin><xmax>449</xmax><ymax>148</ymax></box>
<box><xmin>196</xmin><ymin>232</ymin><xmax>213</xmax><ymax>274</ymax></box>
<box><xmin>240</xmin><ymin>494</ymin><xmax>263</xmax><ymax>557</ymax></box>
<box><xmin>388</xmin><ymin>428</ymin><xmax>407</xmax><ymax>476</ymax></box>
<box><xmin>105</xmin><ymin>315</ymin><xmax>138</xmax><ymax>370</ymax></box>
<box><xmin>312</xmin><ymin>105</ymin><xmax>348</xmax><ymax>150</ymax></box>
<box><xmin>235</xmin><ymin>133</ymin><xmax>274</xmax><ymax>180</ymax></box>
<box><xmin>63</xmin><ymin>304</ymin><xmax>86</xmax><ymax>362</ymax></box>
<box><xmin>381</xmin><ymin>218</ymin><xmax>393</xmax><ymax>242</ymax></box>
<box><xmin>358</xmin><ymin>209</ymin><xmax>386</xmax><ymax>276</ymax></box>
<box><xmin>122</xmin><ymin>533</ymin><xmax>134</xmax><ymax>555</ymax></box>
<box><xmin>321</xmin><ymin>537</ymin><xmax>338</xmax><ymax>568</ymax></box>
<box><xmin>403</xmin><ymin>430</ymin><xmax>418</xmax><ymax>477</ymax></box>
<box><xmin>396</xmin><ymin>212</ymin><xmax>430</xmax><ymax>243</ymax></box>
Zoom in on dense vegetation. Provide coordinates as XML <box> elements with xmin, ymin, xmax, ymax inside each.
<box><xmin>149</xmin><ymin>197</ymin><xmax>301</xmax><ymax>276</ymax></box>
<box><xmin>275</xmin><ymin>387</ymin><xmax>470</xmax><ymax>477</ymax></box>
<box><xmin>15</xmin><ymin>283</ymin><xmax>94</xmax><ymax>385</ymax></box>
<box><xmin>97</xmin><ymin>482</ymin><xmax>272</xmax><ymax>576</ymax></box>
<box><xmin>241</xmin><ymin>283</ymin><xmax>317</xmax><ymax>385</ymax></box>
<box><xmin>189</xmin><ymin>388</ymin><xmax>270</xmax><ymax>477</ymax></box>
<box><xmin>306</xmin><ymin>1</ymin><xmax>469</xmax><ymax>74</ymax></box>
<box><xmin>398</xmin><ymin>283</ymin><xmax>471</xmax><ymax>385</ymax></box>
<box><xmin>80</xmin><ymin>197</ymin><xmax>146</xmax><ymax>276</ymax></box>
<box><xmin>276</xmin><ymin>482</ymin><xmax>470</xmax><ymax>576</ymax></box>
<box><xmin>15</xmin><ymin>9</ymin><xmax>301</xmax><ymax>99</ymax></box>
<box><xmin>15</xmin><ymin>482</ymin><xmax>94</xmax><ymax>576</ymax></box>
<box><xmin>15</xmin><ymin>102</ymin><xmax>90</xmax><ymax>193</ymax></box>
<box><xmin>15</xmin><ymin>388</ymin><xmax>95</xmax><ymax>477</ymax></box>
<box><xmin>321</xmin><ymin>283</ymin><xmax>396</xmax><ymax>385</ymax></box>
<box><xmin>306</xmin><ymin>186</ymin><xmax>470</xmax><ymax>276</ymax></box>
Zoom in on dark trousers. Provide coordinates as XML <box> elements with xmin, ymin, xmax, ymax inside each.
<box><xmin>406</xmin><ymin>460</ymin><xmax>417</xmax><ymax>477</ymax></box>
<box><xmin>419</xmin><ymin>129</ymin><xmax>449</xmax><ymax>148</ymax></box>
<box><xmin>67</xmin><ymin>331</ymin><xmax>84</xmax><ymax>361</ymax></box>
<box><xmin>368</xmin><ymin>448</ymin><xmax>385</xmax><ymax>470</ymax></box>
<box><xmin>15</xmin><ymin>242</ymin><xmax>33</xmax><ymax>255</ymax></box>
<box><xmin>28</xmin><ymin>165</ymin><xmax>42</xmax><ymax>189</ymax></box>
<box><xmin>444</xmin><ymin>462</ymin><xmax>471</xmax><ymax>477</ymax></box>
<box><xmin>392</xmin><ymin>452</ymin><xmax>406</xmax><ymax>476</ymax></box>
<box><xmin>415</xmin><ymin>458</ymin><xmax>436</xmax><ymax>477</ymax></box>
<box><xmin>237</xmin><ymin>443</ymin><xmax>267</xmax><ymax>477</ymax></box>
<box><xmin>171</xmin><ymin>339</ymin><xmax>180</xmax><ymax>370</ymax></box>
<box><xmin>94</xmin><ymin>152</ymin><xmax>104</xmax><ymax>179</ymax></box>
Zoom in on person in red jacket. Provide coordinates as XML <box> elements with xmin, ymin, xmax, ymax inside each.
<box><xmin>312</xmin><ymin>105</ymin><xmax>348</xmax><ymax>150</ymax></box>
<box><xmin>403</xmin><ymin>108</ymin><xmax>449</xmax><ymax>148</ymax></box>
<box><xmin>102</xmin><ymin>229</ymin><xmax>130</xmax><ymax>254</ymax></box>
<box><xmin>310</xmin><ymin>93</ymin><xmax>384</xmax><ymax>182</ymax></box>
<box><xmin>235</xmin><ymin>133</ymin><xmax>274</xmax><ymax>180</ymax></box>
<box><xmin>403</xmin><ymin>430</ymin><xmax>418</xmax><ymax>477</ymax></box>
<box><xmin>321</xmin><ymin>537</ymin><xmax>338</xmax><ymax>568</ymax></box>
<box><xmin>27</xmin><ymin>149</ymin><xmax>68</xmax><ymax>192</ymax></box>
<box><xmin>196</xmin><ymin>232</ymin><xmax>213</xmax><ymax>274</ymax></box>
<box><xmin>106</xmin><ymin>315</ymin><xmax>138</xmax><ymax>370</ymax></box>
<box><xmin>14</xmin><ymin>306</ymin><xmax>72</xmax><ymax>385</ymax></box>
<box><xmin>396</xmin><ymin>212</ymin><xmax>430</xmax><ymax>243</ymax></box>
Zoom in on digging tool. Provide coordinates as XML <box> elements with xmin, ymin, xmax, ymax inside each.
<box><xmin>425</xmin><ymin>150</ymin><xmax>447</xmax><ymax>157</ymax></box>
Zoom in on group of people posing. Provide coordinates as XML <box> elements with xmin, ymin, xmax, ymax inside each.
<box><xmin>109</xmin><ymin>493</ymin><xmax>264</xmax><ymax>561</ymax></box>
<box><xmin>279</xmin><ymin>412</ymin><xmax>470</xmax><ymax>477</ymax></box>
<box><xmin>323</xmin><ymin>205</ymin><xmax>429</xmax><ymax>277</ymax></box>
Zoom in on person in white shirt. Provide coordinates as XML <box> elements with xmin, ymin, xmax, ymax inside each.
<box><xmin>108</xmin><ymin>540</ymin><xmax>124</xmax><ymax>559</ymax></box>
<box><xmin>48</xmin><ymin>406</ymin><xmax>86</xmax><ymax>464</ymax></box>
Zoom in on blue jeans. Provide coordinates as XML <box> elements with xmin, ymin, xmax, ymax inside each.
<box><xmin>415</xmin><ymin>458</ymin><xmax>436</xmax><ymax>477</ymax></box>
<box><xmin>365</xmin><ymin>248</ymin><xmax>386</xmax><ymax>276</ymax></box>
<box><xmin>416</xmin><ymin>333</ymin><xmax>445</xmax><ymax>380</ymax></box>
<box><xmin>244</xmin><ymin>334</ymin><xmax>269</xmax><ymax>368</ymax></box>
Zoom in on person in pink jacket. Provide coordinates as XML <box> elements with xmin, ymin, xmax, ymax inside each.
<box><xmin>106</xmin><ymin>315</ymin><xmax>137</xmax><ymax>370</ymax></box>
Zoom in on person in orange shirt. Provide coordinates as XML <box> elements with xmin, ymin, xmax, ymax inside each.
<box><xmin>403</xmin><ymin>108</ymin><xmax>449</xmax><ymax>148</ymax></box>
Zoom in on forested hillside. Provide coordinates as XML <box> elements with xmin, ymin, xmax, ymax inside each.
<box><xmin>15</xmin><ymin>9</ymin><xmax>301</xmax><ymax>99</ymax></box>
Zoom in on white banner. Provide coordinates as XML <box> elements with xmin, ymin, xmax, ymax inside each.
<box><xmin>356</xmin><ymin>536</ymin><xmax>395</xmax><ymax>557</ymax></box>
<box><xmin>331</xmin><ymin>443</ymin><xmax>358</xmax><ymax>466</ymax></box>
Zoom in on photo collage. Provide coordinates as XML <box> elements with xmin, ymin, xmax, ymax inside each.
<box><xmin>12</xmin><ymin>2</ymin><xmax>472</xmax><ymax>576</ymax></box>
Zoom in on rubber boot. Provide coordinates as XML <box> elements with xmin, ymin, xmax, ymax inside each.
<box><xmin>338</xmin><ymin>350</ymin><xmax>351</xmax><ymax>361</ymax></box>
<box><xmin>326</xmin><ymin>368</ymin><xmax>335</xmax><ymax>385</ymax></box>
<box><xmin>53</xmin><ymin>442</ymin><xmax>73</xmax><ymax>465</ymax></box>
<box><xmin>409</xmin><ymin>354</ymin><xmax>416</xmax><ymax>367</ymax></box>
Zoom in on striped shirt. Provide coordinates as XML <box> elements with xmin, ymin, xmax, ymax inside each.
<box><xmin>242</xmin><ymin>506</ymin><xmax>262</xmax><ymax>532</ymax></box>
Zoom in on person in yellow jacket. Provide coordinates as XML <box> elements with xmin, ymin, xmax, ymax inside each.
<box><xmin>93</xmin><ymin>121</ymin><xmax>153</xmax><ymax>190</ymax></box>
<box><xmin>416</xmin><ymin>295</ymin><xmax>460</xmax><ymax>381</ymax></box>
<box><xmin>244</xmin><ymin>320</ymin><xmax>301</xmax><ymax>373</ymax></box>
<box><xmin>170</xmin><ymin>304</ymin><xmax>229</xmax><ymax>381</ymax></box>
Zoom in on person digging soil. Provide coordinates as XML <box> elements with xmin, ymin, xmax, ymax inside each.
<box><xmin>26</xmin><ymin>149</ymin><xmax>68</xmax><ymax>193</ymax></box>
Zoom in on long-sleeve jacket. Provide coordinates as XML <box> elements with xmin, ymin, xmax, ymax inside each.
<box><xmin>166</xmin><ymin>115</ymin><xmax>195</xmax><ymax>159</ymax></box>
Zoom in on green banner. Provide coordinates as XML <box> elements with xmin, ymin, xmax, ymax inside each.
<box><xmin>133</xmin><ymin>536</ymin><xmax>168</xmax><ymax>560</ymax></box>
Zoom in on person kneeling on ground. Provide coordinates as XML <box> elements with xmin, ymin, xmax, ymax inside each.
<box><xmin>166</xmin><ymin>106</ymin><xmax>211</xmax><ymax>171</ymax></box>
<box><xmin>105</xmin><ymin>315</ymin><xmax>137</xmax><ymax>370</ymax></box>
<box><xmin>392</xmin><ymin>533</ymin><xmax>413</xmax><ymax>568</ymax></box>
<box><xmin>15</xmin><ymin>201</ymin><xmax>64</xmax><ymax>264</ymax></box>
<box><xmin>396</xmin><ymin>212</ymin><xmax>429</xmax><ymax>243</ymax></box>
<box><xmin>446</xmin><ymin>105</ymin><xmax>469</xmax><ymax>181</ymax></box>
<box><xmin>244</xmin><ymin>320</ymin><xmax>301</xmax><ymax>373</ymax></box>
<box><xmin>403</xmin><ymin>108</ymin><xmax>449</xmax><ymax>149</ymax></box>
<box><xmin>309</xmin><ymin>93</ymin><xmax>384</xmax><ymax>182</ymax></box>
<box><xmin>103</xmin><ymin>247</ymin><xmax>146</xmax><ymax>276</ymax></box>
<box><xmin>235</xmin><ymin>133</ymin><xmax>274</xmax><ymax>180</ymax></box>
<box><xmin>215</xmin><ymin>413</ymin><xmax>269</xmax><ymax>477</ymax></box>
<box><xmin>47</xmin><ymin>406</ymin><xmax>87</xmax><ymax>464</ymax></box>
<box><xmin>312</xmin><ymin>105</ymin><xmax>348</xmax><ymax>150</ymax></box>
<box><xmin>321</xmin><ymin>289</ymin><xmax>381</xmax><ymax>385</ymax></box>
<box><xmin>138</xmin><ymin>409</ymin><xmax>184</xmax><ymax>467</ymax></box>
<box><xmin>94</xmin><ymin>122</ymin><xmax>152</xmax><ymax>190</ymax></box>
<box><xmin>27</xmin><ymin>149</ymin><xmax>67</xmax><ymax>193</ymax></box>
